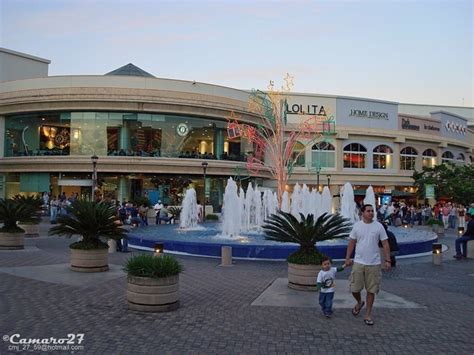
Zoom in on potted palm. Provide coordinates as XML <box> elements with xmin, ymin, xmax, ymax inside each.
<box><xmin>124</xmin><ymin>254</ymin><xmax>183</xmax><ymax>312</ymax></box>
<box><xmin>49</xmin><ymin>200</ymin><xmax>126</xmax><ymax>272</ymax></box>
<box><xmin>0</xmin><ymin>198</ymin><xmax>40</xmax><ymax>249</ymax></box>
<box><xmin>426</xmin><ymin>218</ymin><xmax>443</xmax><ymax>234</ymax></box>
<box><xmin>16</xmin><ymin>195</ymin><xmax>43</xmax><ymax>237</ymax></box>
<box><xmin>263</xmin><ymin>211</ymin><xmax>351</xmax><ymax>291</ymax></box>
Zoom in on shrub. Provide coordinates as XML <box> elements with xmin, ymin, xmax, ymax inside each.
<box><xmin>426</xmin><ymin>218</ymin><xmax>443</xmax><ymax>226</ymax></box>
<box><xmin>205</xmin><ymin>214</ymin><xmax>219</xmax><ymax>221</ymax></box>
<box><xmin>124</xmin><ymin>254</ymin><xmax>183</xmax><ymax>278</ymax></box>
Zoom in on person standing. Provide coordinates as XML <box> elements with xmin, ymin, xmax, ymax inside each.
<box><xmin>316</xmin><ymin>257</ymin><xmax>346</xmax><ymax>318</ymax></box>
<box><xmin>453</xmin><ymin>213</ymin><xmax>474</xmax><ymax>259</ymax></box>
<box><xmin>345</xmin><ymin>204</ymin><xmax>391</xmax><ymax>326</ymax></box>
<box><xmin>154</xmin><ymin>200</ymin><xmax>163</xmax><ymax>225</ymax></box>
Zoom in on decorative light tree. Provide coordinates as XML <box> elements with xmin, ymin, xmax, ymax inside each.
<box><xmin>227</xmin><ymin>74</ymin><xmax>335</xmax><ymax>208</ymax></box>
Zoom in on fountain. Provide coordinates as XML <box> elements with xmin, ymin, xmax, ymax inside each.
<box><xmin>128</xmin><ymin>179</ymin><xmax>438</xmax><ymax>260</ymax></box>
<box><xmin>363</xmin><ymin>185</ymin><xmax>377</xmax><ymax>221</ymax></box>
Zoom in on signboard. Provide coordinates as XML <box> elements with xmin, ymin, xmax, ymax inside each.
<box><xmin>425</xmin><ymin>184</ymin><xmax>435</xmax><ymax>199</ymax></box>
<box><xmin>398</xmin><ymin>116</ymin><xmax>441</xmax><ymax>135</ymax></box>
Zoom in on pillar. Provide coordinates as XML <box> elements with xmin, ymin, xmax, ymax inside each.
<box><xmin>214</xmin><ymin>129</ymin><xmax>224</xmax><ymax>159</ymax></box>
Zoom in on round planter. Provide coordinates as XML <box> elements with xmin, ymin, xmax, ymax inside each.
<box><xmin>18</xmin><ymin>224</ymin><xmax>40</xmax><ymax>237</ymax></box>
<box><xmin>127</xmin><ymin>275</ymin><xmax>179</xmax><ymax>312</ymax></box>
<box><xmin>287</xmin><ymin>262</ymin><xmax>321</xmax><ymax>291</ymax></box>
<box><xmin>0</xmin><ymin>231</ymin><xmax>25</xmax><ymax>250</ymax></box>
<box><xmin>70</xmin><ymin>248</ymin><xmax>109</xmax><ymax>272</ymax></box>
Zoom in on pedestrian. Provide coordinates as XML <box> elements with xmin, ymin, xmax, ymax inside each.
<box><xmin>154</xmin><ymin>200</ymin><xmax>163</xmax><ymax>225</ymax></box>
<box><xmin>453</xmin><ymin>213</ymin><xmax>474</xmax><ymax>259</ymax></box>
<box><xmin>316</xmin><ymin>256</ymin><xmax>346</xmax><ymax>318</ymax></box>
<box><xmin>345</xmin><ymin>204</ymin><xmax>392</xmax><ymax>326</ymax></box>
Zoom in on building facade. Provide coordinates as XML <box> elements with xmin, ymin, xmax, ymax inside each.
<box><xmin>1</xmin><ymin>49</ymin><xmax>473</xmax><ymax>210</ymax></box>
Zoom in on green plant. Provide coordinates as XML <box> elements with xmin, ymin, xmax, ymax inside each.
<box><xmin>205</xmin><ymin>214</ymin><xmax>219</xmax><ymax>221</ymax></box>
<box><xmin>14</xmin><ymin>194</ymin><xmax>43</xmax><ymax>224</ymax></box>
<box><xmin>168</xmin><ymin>207</ymin><xmax>182</xmax><ymax>219</ymax></box>
<box><xmin>49</xmin><ymin>200</ymin><xmax>127</xmax><ymax>250</ymax></box>
<box><xmin>124</xmin><ymin>254</ymin><xmax>183</xmax><ymax>278</ymax></box>
<box><xmin>0</xmin><ymin>198</ymin><xmax>40</xmax><ymax>233</ymax></box>
<box><xmin>426</xmin><ymin>218</ymin><xmax>443</xmax><ymax>226</ymax></box>
<box><xmin>262</xmin><ymin>211</ymin><xmax>352</xmax><ymax>265</ymax></box>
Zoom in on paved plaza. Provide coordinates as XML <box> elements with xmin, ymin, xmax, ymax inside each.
<box><xmin>1</xmin><ymin>221</ymin><xmax>473</xmax><ymax>354</ymax></box>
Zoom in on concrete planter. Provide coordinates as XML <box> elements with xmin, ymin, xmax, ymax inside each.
<box><xmin>127</xmin><ymin>275</ymin><xmax>180</xmax><ymax>312</ymax></box>
<box><xmin>70</xmin><ymin>248</ymin><xmax>109</xmax><ymax>272</ymax></box>
<box><xmin>0</xmin><ymin>231</ymin><xmax>25</xmax><ymax>250</ymax></box>
<box><xmin>18</xmin><ymin>224</ymin><xmax>40</xmax><ymax>237</ymax></box>
<box><xmin>287</xmin><ymin>263</ymin><xmax>321</xmax><ymax>291</ymax></box>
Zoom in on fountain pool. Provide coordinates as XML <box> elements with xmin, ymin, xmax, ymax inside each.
<box><xmin>127</xmin><ymin>224</ymin><xmax>438</xmax><ymax>260</ymax></box>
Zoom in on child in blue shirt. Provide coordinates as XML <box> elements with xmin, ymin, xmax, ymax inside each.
<box><xmin>317</xmin><ymin>256</ymin><xmax>346</xmax><ymax>318</ymax></box>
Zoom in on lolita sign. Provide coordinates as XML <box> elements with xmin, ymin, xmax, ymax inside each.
<box><xmin>285</xmin><ymin>103</ymin><xmax>327</xmax><ymax>116</ymax></box>
<box><xmin>445</xmin><ymin>120</ymin><xmax>467</xmax><ymax>135</ymax></box>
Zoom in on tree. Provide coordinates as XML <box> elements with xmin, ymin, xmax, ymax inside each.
<box><xmin>227</xmin><ymin>74</ymin><xmax>336</xmax><ymax>208</ymax></box>
<box><xmin>413</xmin><ymin>163</ymin><xmax>474</xmax><ymax>205</ymax></box>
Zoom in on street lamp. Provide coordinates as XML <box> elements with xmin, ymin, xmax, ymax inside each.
<box><xmin>315</xmin><ymin>165</ymin><xmax>321</xmax><ymax>192</ymax></box>
<box><xmin>201</xmin><ymin>161</ymin><xmax>208</xmax><ymax>221</ymax></box>
<box><xmin>91</xmin><ymin>154</ymin><xmax>99</xmax><ymax>201</ymax></box>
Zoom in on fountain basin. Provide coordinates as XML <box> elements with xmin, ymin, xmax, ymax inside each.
<box><xmin>127</xmin><ymin>224</ymin><xmax>438</xmax><ymax>260</ymax></box>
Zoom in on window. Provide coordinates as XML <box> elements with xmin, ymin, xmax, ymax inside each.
<box><xmin>291</xmin><ymin>142</ymin><xmax>305</xmax><ymax>167</ymax></box>
<box><xmin>311</xmin><ymin>142</ymin><xmax>335</xmax><ymax>168</ymax></box>
<box><xmin>400</xmin><ymin>147</ymin><xmax>418</xmax><ymax>170</ymax></box>
<box><xmin>343</xmin><ymin>143</ymin><xmax>367</xmax><ymax>169</ymax></box>
<box><xmin>456</xmin><ymin>153</ymin><xmax>465</xmax><ymax>164</ymax></box>
<box><xmin>442</xmin><ymin>151</ymin><xmax>454</xmax><ymax>163</ymax></box>
<box><xmin>373</xmin><ymin>145</ymin><xmax>393</xmax><ymax>169</ymax></box>
<box><xmin>422</xmin><ymin>149</ymin><xmax>437</xmax><ymax>168</ymax></box>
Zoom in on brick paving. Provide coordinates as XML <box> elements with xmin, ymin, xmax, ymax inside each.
<box><xmin>0</xmin><ymin>221</ymin><xmax>473</xmax><ymax>354</ymax></box>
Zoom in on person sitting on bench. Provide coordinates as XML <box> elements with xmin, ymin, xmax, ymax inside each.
<box><xmin>157</xmin><ymin>204</ymin><xmax>174</xmax><ymax>224</ymax></box>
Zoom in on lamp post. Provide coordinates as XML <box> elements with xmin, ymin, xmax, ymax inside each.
<box><xmin>201</xmin><ymin>161</ymin><xmax>208</xmax><ymax>222</ymax></box>
<box><xmin>91</xmin><ymin>154</ymin><xmax>98</xmax><ymax>201</ymax></box>
<box><xmin>315</xmin><ymin>165</ymin><xmax>321</xmax><ymax>192</ymax></box>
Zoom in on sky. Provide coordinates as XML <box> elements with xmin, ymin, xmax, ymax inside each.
<box><xmin>1</xmin><ymin>0</ymin><xmax>473</xmax><ymax>107</ymax></box>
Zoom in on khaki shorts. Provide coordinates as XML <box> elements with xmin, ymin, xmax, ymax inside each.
<box><xmin>349</xmin><ymin>262</ymin><xmax>382</xmax><ymax>294</ymax></box>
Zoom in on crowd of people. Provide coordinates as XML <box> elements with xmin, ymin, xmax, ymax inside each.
<box><xmin>377</xmin><ymin>201</ymin><xmax>474</xmax><ymax>230</ymax></box>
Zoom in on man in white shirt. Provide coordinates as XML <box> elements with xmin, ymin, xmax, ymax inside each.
<box><xmin>345</xmin><ymin>204</ymin><xmax>391</xmax><ymax>326</ymax></box>
<box><xmin>153</xmin><ymin>200</ymin><xmax>163</xmax><ymax>225</ymax></box>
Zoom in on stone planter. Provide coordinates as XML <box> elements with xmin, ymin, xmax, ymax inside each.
<box><xmin>0</xmin><ymin>231</ymin><xmax>25</xmax><ymax>250</ymax></box>
<box><xmin>127</xmin><ymin>275</ymin><xmax>180</xmax><ymax>312</ymax></box>
<box><xmin>287</xmin><ymin>263</ymin><xmax>321</xmax><ymax>291</ymax></box>
<box><xmin>18</xmin><ymin>224</ymin><xmax>40</xmax><ymax>237</ymax></box>
<box><xmin>70</xmin><ymin>248</ymin><xmax>109</xmax><ymax>272</ymax></box>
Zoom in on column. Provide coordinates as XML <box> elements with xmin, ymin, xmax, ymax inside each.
<box><xmin>0</xmin><ymin>115</ymin><xmax>5</xmax><ymax>158</ymax></box>
<box><xmin>213</xmin><ymin>129</ymin><xmax>224</xmax><ymax>159</ymax></box>
<box><xmin>118</xmin><ymin>176</ymin><xmax>130</xmax><ymax>203</ymax></box>
<box><xmin>119</xmin><ymin>123</ymin><xmax>130</xmax><ymax>151</ymax></box>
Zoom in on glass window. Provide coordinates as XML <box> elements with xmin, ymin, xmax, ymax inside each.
<box><xmin>291</xmin><ymin>142</ymin><xmax>305</xmax><ymax>167</ymax></box>
<box><xmin>343</xmin><ymin>143</ymin><xmax>366</xmax><ymax>169</ymax></box>
<box><xmin>400</xmin><ymin>147</ymin><xmax>418</xmax><ymax>170</ymax></box>
<box><xmin>442</xmin><ymin>151</ymin><xmax>454</xmax><ymax>163</ymax></box>
<box><xmin>456</xmin><ymin>153</ymin><xmax>465</xmax><ymax>163</ymax></box>
<box><xmin>373</xmin><ymin>145</ymin><xmax>393</xmax><ymax>169</ymax></box>
<box><xmin>311</xmin><ymin>142</ymin><xmax>335</xmax><ymax>169</ymax></box>
<box><xmin>4</xmin><ymin>113</ymin><xmax>71</xmax><ymax>157</ymax></box>
<box><xmin>422</xmin><ymin>149</ymin><xmax>437</xmax><ymax>168</ymax></box>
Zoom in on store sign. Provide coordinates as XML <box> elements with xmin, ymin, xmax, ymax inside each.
<box><xmin>398</xmin><ymin>116</ymin><xmax>441</xmax><ymax>135</ymax></box>
<box><xmin>285</xmin><ymin>103</ymin><xmax>327</xmax><ymax>116</ymax></box>
<box><xmin>401</xmin><ymin>118</ymin><xmax>420</xmax><ymax>131</ymax></box>
<box><xmin>176</xmin><ymin>123</ymin><xmax>189</xmax><ymax>137</ymax></box>
<box><xmin>350</xmin><ymin>109</ymin><xmax>389</xmax><ymax>120</ymax></box>
<box><xmin>445</xmin><ymin>120</ymin><xmax>467</xmax><ymax>135</ymax></box>
<box><xmin>425</xmin><ymin>184</ymin><xmax>435</xmax><ymax>199</ymax></box>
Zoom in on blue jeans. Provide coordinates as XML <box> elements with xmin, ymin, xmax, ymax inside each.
<box><xmin>455</xmin><ymin>236</ymin><xmax>474</xmax><ymax>257</ymax></box>
<box><xmin>319</xmin><ymin>292</ymin><xmax>334</xmax><ymax>315</ymax></box>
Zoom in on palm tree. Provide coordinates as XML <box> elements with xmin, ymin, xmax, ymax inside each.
<box><xmin>263</xmin><ymin>211</ymin><xmax>352</xmax><ymax>264</ymax></box>
<box><xmin>0</xmin><ymin>198</ymin><xmax>40</xmax><ymax>233</ymax></box>
<box><xmin>49</xmin><ymin>200</ymin><xmax>127</xmax><ymax>249</ymax></box>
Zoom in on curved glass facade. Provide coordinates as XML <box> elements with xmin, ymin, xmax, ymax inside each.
<box><xmin>4</xmin><ymin>111</ymin><xmax>255</xmax><ymax>161</ymax></box>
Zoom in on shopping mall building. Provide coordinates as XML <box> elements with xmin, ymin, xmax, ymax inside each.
<box><xmin>1</xmin><ymin>48</ymin><xmax>473</xmax><ymax>211</ymax></box>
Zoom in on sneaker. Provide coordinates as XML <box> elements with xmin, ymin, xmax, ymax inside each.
<box><xmin>453</xmin><ymin>255</ymin><xmax>463</xmax><ymax>259</ymax></box>
<box><xmin>324</xmin><ymin>313</ymin><xmax>331</xmax><ymax>318</ymax></box>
